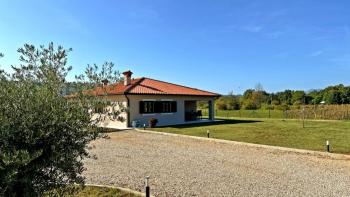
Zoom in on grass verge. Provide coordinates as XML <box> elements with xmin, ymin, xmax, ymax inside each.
<box><xmin>46</xmin><ymin>185</ymin><xmax>141</xmax><ymax>197</ymax></box>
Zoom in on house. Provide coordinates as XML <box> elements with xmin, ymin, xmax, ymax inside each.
<box><xmin>92</xmin><ymin>70</ymin><xmax>220</xmax><ymax>129</ymax></box>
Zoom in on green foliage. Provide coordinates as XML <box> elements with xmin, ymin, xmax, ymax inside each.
<box><xmin>241</xmin><ymin>87</ymin><xmax>269</xmax><ymax>109</ymax></box>
<box><xmin>218</xmin><ymin>84</ymin><xmax>350</xmax><ymax>111</ymax></box>
<box><xmin>0</xmin><ymin>43</ymin><xmax>121</xmax><ymax>196</ymax></box>
<box><xmin>215</xmin><ymin>94</ymin><xmax>240</xmax><ymax>110</ymax></box>
<box><xmin>149</xmin><ymin>118</ymin><xmax>158</xmax><ymax>128</ymax></box>
<box><xmin>291</xmin><ymin>90</ymin><xmax>306</xmax><ymax>105</ymax></box>
<box><xmin>197</xmin><ymin>101</ymin><xmax>208</xmax><ymax>109</ymax></box>
<box><xmin>0</xmin><ymin>53</ymin><xmax>3</xmax><ymax>74</ymax></box>
<box><xmin>274</xmin><ymin>103</ymin><xmax>290</xmax><ymax>111</ymax></box>
<box><xmin>242</xmin><ymin>99</ymin><xmax>258</xmax><ymax>110</ymax></box>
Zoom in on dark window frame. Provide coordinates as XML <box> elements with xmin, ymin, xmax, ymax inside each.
<box><xmin>143</xmin><ymin>101</ymin><xmax>155</xmax><ymax>114</ymax></box>
<box><xmin>161</xmin><ymin>101</ymin><xmax>171</xmax><ymax>113</ymax></box>
<box><xmin>139</xmin><ymin>101</ymin><xmax>177</xmax><ymax>114</ymax></box>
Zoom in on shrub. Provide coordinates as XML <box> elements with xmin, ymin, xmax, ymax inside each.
<box><xmin>0</xmin><ymin>43</ymin><xmax>121</xmax><ymax>196</ymax></box>
<box><xmin>149</xmin><ymin>118</ymin><xmax>158</xmax><ymax>128</ymax></box>
<box><xmin>261</xmin><ymin>103</ymin><xmax>273</xmax><ymax>110</ymax></box>
<box><xmin>274</xmin><ymin>103</ymin><xmax>290</xmax><ymax>111</ymax></box>
<box><xmin>242</xmin><ymin>99</ymin><xmax>258</xmax><ymax>110</ymax></box>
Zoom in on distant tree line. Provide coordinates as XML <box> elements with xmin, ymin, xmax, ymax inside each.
<box><xmin>210</xmin><ymin>84</ymin><xmax>350</xmax><ymax>110</ymax></box>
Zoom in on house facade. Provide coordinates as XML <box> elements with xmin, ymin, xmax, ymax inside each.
<box><xmin>93</xmin><ymin>71</ymin><xmax>220</xmax><ymax>129</ymax></box>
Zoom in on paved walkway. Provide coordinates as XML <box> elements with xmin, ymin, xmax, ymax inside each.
<box><xmin>84</xmin><ymin>130</ymin><xmax>350</xmax><ymax>196</ymax></box>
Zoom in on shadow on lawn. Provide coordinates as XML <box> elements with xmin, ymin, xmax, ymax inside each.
<box><xmin>159</xmin><ymin>119</ymin><xmax>262</xmax><ymax>129</ymax></box>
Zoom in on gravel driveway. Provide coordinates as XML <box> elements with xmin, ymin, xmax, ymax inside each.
<box><xmin>84</xmin><ymin>130</ymin><xmax>350</xmax><ymax>196</ymax></box>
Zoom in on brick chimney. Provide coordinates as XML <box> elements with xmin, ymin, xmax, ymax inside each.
<box><xmin>122</xmin><ymin>70</ymin><xmax>133</xmax><ymax>86</ymax></box>
<box><xmin>102</xmin><ymin>79</ymin><xmax>109</xmax><ymax>86</ymax></box>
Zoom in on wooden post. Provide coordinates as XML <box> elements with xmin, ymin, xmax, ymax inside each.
<box><xmin>208</xmin><ymin>100</ymin><xmax>214</xmax><ymax>120</ymax></box>
<box><xmin>302</xmin><ymin>106</ymin><xmax>305</xmax><ymax>128</ymax></box>
<box><xmin>269</xmin><ymin>95</ymin><xmax>272</xmax><ymax>118</ymax></box>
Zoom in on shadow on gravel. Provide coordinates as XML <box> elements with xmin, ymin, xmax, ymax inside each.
<box><xmin>159</xmin><ymin>119</ymin><xmax>262</xmax><ymax>129</ymax></box>
<box><xmin>100</xmin><ymin>128</ymin><xmax>130</xmax><ymax>133</ymax></box>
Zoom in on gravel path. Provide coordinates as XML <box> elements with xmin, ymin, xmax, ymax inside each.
<box><xmin>84</xmin><ymin>130</ymin><xmax>350</xmax><ymax>196</ymax></box>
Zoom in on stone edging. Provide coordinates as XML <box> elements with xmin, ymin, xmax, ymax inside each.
<box><xmin>85</xmin><ymin>183</ymin><xmax>154</xmax><ymax>197</ymax></box>
<box><xmin>134</xmin><ymin>128</ymin><xmax>350</xmax><ymax>160</ymax></box>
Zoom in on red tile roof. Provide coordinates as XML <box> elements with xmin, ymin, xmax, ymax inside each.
<box><xmin>90</xmin><ymin>77</ymin><xmax>220</xmax><ymax>97</ymax></box>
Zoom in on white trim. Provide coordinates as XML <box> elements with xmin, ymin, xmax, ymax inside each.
<box><xmin>142</xmin><ymin>99</ymin><xmax>156</xmax><ymax>101</ymax></box>
<box><xmin>161</xmin><ymin>112</ymin><xmax>174</xmax><ymax>115</ymax></box>
<box><xmin>142</xmin><ymin>113</ymin><xmax>156</xmax><ymax>116</ymax></box>
<box><xmin>161</xmin><ymin>99</ymin><xmax>174</xmax><ymax>101</ymax></box>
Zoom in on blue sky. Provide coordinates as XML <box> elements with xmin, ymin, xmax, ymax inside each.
<box><xmin>0</xmin><ymin>0</ymin><xmax>350</xmax><ymax>94</ymax></box>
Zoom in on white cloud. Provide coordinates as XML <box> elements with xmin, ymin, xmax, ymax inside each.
<box><xmin>310</xmin><ymin>50</ymin><xmax>323</xmax><ymax>57</ymax></box>
<box><xmin>242</xmin><ymin>25</ymin><xmax>264</xmax><ymax>33</ymax></box>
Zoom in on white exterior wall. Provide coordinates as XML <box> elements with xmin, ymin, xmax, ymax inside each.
<box><xmin>94</xmin><ymin>94</ymin><xmax>217</xmax><ymax>128</ymax></box>
<box><xmin>96</xmin><ymin>95</ymin><xmax>128</xmax><ymax>129</ymax></box>
<box><xmin>128</xmin><ymin>94</ymin><xmax>214</xmax><ymax>127</ymax></box>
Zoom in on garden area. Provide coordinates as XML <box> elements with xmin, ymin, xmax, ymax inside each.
<box><xmin>201</xmin><ymin>105</ymin><xmax>350</xmax><ymax>120</ymax></box>
<box><xmin>152</xmin><ymin>118</ymin><xmax>350</xmax><ymax>154</ymax></box>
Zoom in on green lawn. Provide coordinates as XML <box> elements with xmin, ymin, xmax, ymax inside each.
<box><xmin>152</xmin><ymin>118</ymin><xmax>350</xmax><ymax>154</ymax></box>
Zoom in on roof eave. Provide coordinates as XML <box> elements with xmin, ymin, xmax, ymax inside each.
<box><xmin>125</xmin><ymin>93</ymin><xmax>221</xmax><ymax>97</ymax></box>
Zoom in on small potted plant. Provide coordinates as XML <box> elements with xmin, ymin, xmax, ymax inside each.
<box><xmin>149</xmin><ymin>118</ymin><xmax>158</xmax><ymax>128</ymax></box>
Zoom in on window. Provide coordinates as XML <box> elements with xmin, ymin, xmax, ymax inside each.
<box><xmin>143</xmin><ymin>101</ymin><xmax>155</xmax><ymax>113</ymax></box>
<box><xmin>140</xmin><ymin>101</ymin><xmax>177</xmax><ymax>114</ymax></box>
<box><xmin>162</xmin><ymin>101</ymin><xmax>171</xmax><ymax>113</ymax></box>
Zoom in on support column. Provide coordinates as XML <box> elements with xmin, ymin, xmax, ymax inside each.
<box><xmin>208</xmin><ymin>99</ymin><xmax>215</xmax><ymax>121</ymax></box>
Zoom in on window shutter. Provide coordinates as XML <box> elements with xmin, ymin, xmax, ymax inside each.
<box><xmin>139</xmin><ymin>101</ymin><xmax>145</xmax><ymax>113</ymax></box>
<box><xmin>154</xmin><ymin>101</ymin><xmax>161</xmax><ymax>113</ymax></box>
<box><xmin>171</xmin><ymin>101</ymin><xmax>177</xmax><ymax>112</ymax></box>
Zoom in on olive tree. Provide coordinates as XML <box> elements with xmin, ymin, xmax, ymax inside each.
<box><xmin>0</xmin><ymin>43</ymin><xmax>122</xmax><ymax>196</ymax></box>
